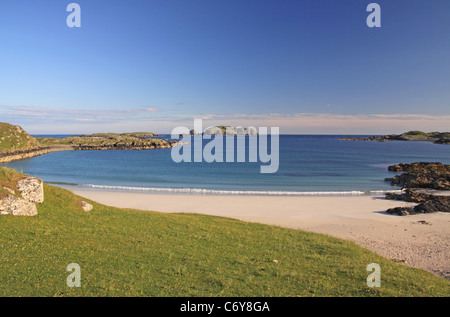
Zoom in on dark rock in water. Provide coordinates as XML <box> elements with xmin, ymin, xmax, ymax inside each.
<box><xmin>384</xmin><ymin>163</ymin><xmax>450</xmax><ymax>215</ymax></box>
<box><xmin>385</xmin><ymin>162</ymin><xmax>450</xmax><ymax>190</ymax></box>
<box><xmin>387</xmin><ymin>162</ymin><xmax>448</xmax><ymax>172</ymax></box>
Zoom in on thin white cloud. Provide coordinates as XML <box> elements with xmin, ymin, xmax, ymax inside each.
<box><xmin>1</xmin><ymin>105</ymin><xmax>449</xmax><ymax>134</ymax></box>
<box><xmin>144</xmin><ymin>107</ymin><xmax>159</xmax><ymax>112</ymax></box>
<box><xmin>0</xmin><ymin>105</ymin><xmax>162</xmax><ymax>123</ymax></box>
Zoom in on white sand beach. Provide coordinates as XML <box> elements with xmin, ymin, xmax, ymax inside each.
<box><xmin>73</xmin><ymin>190</ymin><xmax>450</xmax><ymax>279</ymax></box>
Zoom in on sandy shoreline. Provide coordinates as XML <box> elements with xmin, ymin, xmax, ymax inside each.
<box><xmin>72</xmin><ymin>189</ymin><xmax>450</xmax><ymax>279</ymax></box>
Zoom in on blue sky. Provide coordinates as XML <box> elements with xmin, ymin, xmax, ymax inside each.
<box><xmin>0</xmin><ymin>0</ymin><xmax>449</xmax><ymax>133</ymax></box>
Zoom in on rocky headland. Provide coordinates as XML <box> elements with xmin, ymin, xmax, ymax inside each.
<box><xmin>384</xmin><ymin>162</ymin><xmax>450</xmax><ymax>216</ymax></box>
<box><xmin>341</xmin><ymin>131</ymin><xmax>450</xmax><ymax>145</ymax></box>
<box><xmin>38</xmin><ymin>133</ymin><xmax>176</xmax><ymax>151</ymax></box>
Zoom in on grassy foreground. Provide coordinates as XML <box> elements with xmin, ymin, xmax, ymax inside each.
<box><xmin>0</xmin><ymin>184</ymin><xmax>449</xmax><ymax>297</ymax></box>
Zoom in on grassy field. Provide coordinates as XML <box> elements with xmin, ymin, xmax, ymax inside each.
<box><xmin>0</xmin><ymin>181</ymin><xmax>449</xmax><ymax>297</ymax></box>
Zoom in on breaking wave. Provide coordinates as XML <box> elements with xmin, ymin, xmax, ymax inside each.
<box><xmin>80</xmin><ymin>184</ymin><xmax>404</xmax><ymax>196</ymax></box>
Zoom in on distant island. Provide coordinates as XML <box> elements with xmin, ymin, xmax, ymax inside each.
<box><xmin>0</xmin><ymin>122</ymin><xmax>176</xmax><ymax>163</ymax></box>
<box><xmin>189</xmin><ymin>125</ymin><xmax>258</xmax><ymax>136</ymax></box>
<box><xmin>340</xmin><ymin>131</ymin><xmax>450</xmax><ymax>144</ymax></box>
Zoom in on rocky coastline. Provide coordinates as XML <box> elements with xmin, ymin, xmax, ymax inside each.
<box><xmin>0</xmin><ymin>132</ymin><xmax>178</xmax><ymax>163</ymax></box>
<box><xmin>341</xmin><ymin>135</ymin><xmax>408</xmax><ymax>142</ymax></box>
<box><xmin>0</xmin><ymin>146</ymin><xmax>73</xmax><ymax>163</ymax></box>
<box><xmin>384</xmin><ymin>162</ymin><xmax>450</xmax><ymax>216</ymax></box>
<box><xmin>340</xmin><ymin>131</ymin><xmax>450</xmax><ymax>145</ymax></box>
<box><xmin>68</xmin><ymin>142</ymin><xmax>175</xmax><ymax>151</ymax></box>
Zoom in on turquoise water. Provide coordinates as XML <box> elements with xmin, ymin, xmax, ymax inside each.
<box><xmin>2</xmin><ymin>135</ymin><xmax>450</xmax><ymax>195</ymax></box>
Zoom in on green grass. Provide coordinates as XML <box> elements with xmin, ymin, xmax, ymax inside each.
<box><xmin>0</xmin><ymin>180</ymin><xmax>449</xmax><ymax>297</ymax></box>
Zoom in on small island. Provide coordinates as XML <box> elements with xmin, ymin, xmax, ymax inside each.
<box><xmin>187</xmin><ymin>125</ymin><xmax>259</xmax><ymax>136</ymax></box>
<box><xmin>340</xmin><ymin>131</ymin><xmax>450</xmax><ymax>144</ymax></box>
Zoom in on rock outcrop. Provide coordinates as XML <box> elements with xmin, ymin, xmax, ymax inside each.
<box><xmin>386</xmin><ymin>189</ymin><xmax>450</xmax><ymax>216</ymax></box>
<box><xmin>385</xmin><ymin>162</ymin><xmax>450</xmax><ymax>216</ymax></box>
<box><xmin>0</xmin><ymin>176</ymin><xmax>44</xmax><ymax>216</ymax></box>
<box><xmin>385</xmin><ymin>162</ymin><xmax>450</xmax><ymax>190</ymax></box>
<box><xmin>0</xmin><ymin>194</ymin><xmax>38</xmax><ymax>216</ymax></box>
<box><xmin>17</xmin><ymin>177</ymin><xmax>44</xmax><ymax>204</ymax></box>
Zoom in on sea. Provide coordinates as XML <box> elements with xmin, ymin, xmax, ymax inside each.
<box><xmin>2</xmin><ymin>135</ymin><xmax>450</xmax><ymax>196</ymax></box>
